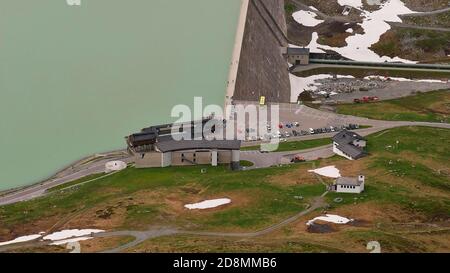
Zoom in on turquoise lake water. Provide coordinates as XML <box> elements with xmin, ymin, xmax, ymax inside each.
<box><xmin>0</xmin><ymin>0</ymin><xmax>241</xmax><ymax>190</ymax></box>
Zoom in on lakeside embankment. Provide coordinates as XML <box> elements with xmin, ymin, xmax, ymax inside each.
<box><xmin>0</xmin><ymin>0</ymin><xmax>250</xmax><ymax>199</ymax></box>
<box><xmin>225</xmin><ymin>0</ymin><xmax>250</xmax><ymax>110</ymax></box>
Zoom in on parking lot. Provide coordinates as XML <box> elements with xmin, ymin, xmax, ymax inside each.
<box><xmin>230</xmin><ymin>101</ymin><xmax>371</xmax><ymax>143</ymax></box>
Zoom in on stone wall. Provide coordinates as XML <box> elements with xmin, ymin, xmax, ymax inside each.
<box><xmin>233</xmin><ymin>0</ymin><xmax>291</xmax><ymax>103</ymax></box>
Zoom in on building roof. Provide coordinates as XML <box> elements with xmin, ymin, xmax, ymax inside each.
<box><xmin>155</xmin><ymin>139</ymin><xmax>241</xmax><ymax>153</ymax></box>
<box><xmin>286</xmin><ymin>47</ymin><xmax>310</xmax><ymax>55</ymax></box>
<box><xmin>332</xmin><ymin>130</ymin><xmax>364</xmax><ymax>144</ymax></box>
<box><xmin>336</xmin><ymin>177</ymin><xmax>363</xmax><ymax>186</ymax></box>
<box><xmin>333</xmin><ymin>130</ymin><xmax>366</xmax><ymax>159</ymax></box>
<box><xmin>336</xmin><ymin>142</ymin><xmax>366</xmax><ymax>159</ymax></box>
<box><xmin>129</xmin><ymin>131</ymin><xmax>157</xmax><ymax>143</ymax></box>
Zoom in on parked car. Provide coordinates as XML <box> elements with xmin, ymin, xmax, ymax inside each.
<box><xmin>309</xmin><ymin>128</ymin><xmax>315</xmax><ymax>134</ymax></box>
<box><xmin>292</xmin><ymin>130</ymin><xmax>298</xmax><ymax>136</ymax></box>
<box><xmin>290</xmin><ymin>156</ymin><xmax>306</xmax><ymax>163</ymax></box>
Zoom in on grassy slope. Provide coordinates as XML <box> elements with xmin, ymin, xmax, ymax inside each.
<box><xmin>1</xmin><ymin>127</ymin><xmax>449</xmax><ymax>252</ymax></box>
<box><xmin>403</xmin><ymin>11</ymin><xmax>450</xmax><ymax>28</ymax></box>
<box><xmin>0</xmin><ymin>163</ymin><xmax>323</xmax><ymax>234</ymax></box>
<box><xmin>371</xmin><ymin>28</ymin><xmax>450</xmax><ymax>63</ymax></box>
<box><xmin>134</xmin><ymin>127</ymin><xmax>450</xmax><ymax>253</ymax></box>
<box><xmin>327</xmin><ymin>127</ymin><xmax>450</xmax><ymax>214</ymax></box>
<box><xmin>241</xmin><ymin>138</ymin><xmax>332</xmax><ymax>152</ymax></box>
<box><xmin>336</xmin><ymin>90</ymin><xmax>450</xmax><ymax>123</ymax></box>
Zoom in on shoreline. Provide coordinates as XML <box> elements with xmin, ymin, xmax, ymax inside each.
<box><xmin>0</xmin><ymin>149</ymin><xmax>130</xmax><ymax>204</ymax></box>
<box><xmin>0</xmin><ymin>0</ymin><xmax>251</xmax><ymax>202</ymax></box>
<box><xmin>224</xmin><ymin>0</ymin><xmax>249</xmax><ymax>112</ymax></box>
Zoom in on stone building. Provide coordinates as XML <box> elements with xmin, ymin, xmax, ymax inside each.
<box><xmin>283</xmin><ymin>47</ymin><xmax>310</xmax><ymax>65</ymax></box>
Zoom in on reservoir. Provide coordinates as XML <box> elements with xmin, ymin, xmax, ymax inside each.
<box><xmin>0</xmin><ymin>0</ymin><xmax>241</xmax><ymax>190</ymax></box>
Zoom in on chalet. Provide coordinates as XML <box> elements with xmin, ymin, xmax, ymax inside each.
<box><xmin>331</xmin><ymin>175</ymin><xmax>365</xmax><ymax>194</ymax></box>
<box><xmin>283</xmin><ymin>47</ymin><xmax>310</xmax><ymax>66</ymax></box>
<box><xmin>126</xmin><ymin>118</ymin><xmax>241</xmax><ymax>170</ymax></box>
<box><xmin>332</xmin><ymin>130</ymin><xmax>367</xmax><ymax>160</ymax></box>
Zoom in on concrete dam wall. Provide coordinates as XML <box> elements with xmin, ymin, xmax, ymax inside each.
<box><xmin>233</xmin><ymin>0</ymin><xmax>291</xmax><ymax>103</ymax></box>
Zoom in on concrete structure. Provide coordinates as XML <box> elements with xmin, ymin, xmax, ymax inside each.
<box><xmin>331</xmin><ymin>175</ymin><xmax>365</xmax><ymax>194</ymax></box>
<box><xmin>233</xmin><ymin>0</ymin><xmax>291</xmax><ymax>103</ymax></box>
<box><xmin>283</xmin><ymin>47</ymin><xmax>310</xmax><ymax>65</ymax></box>
<box><xmin>332</xmin><ymin>130</ymin><xmax>367</xmax><ymax>160</ymax></box>
<box><xmin>126</xmin><ymin>119</ymin><xmax>241</xmax><ymax>170</ymax></box>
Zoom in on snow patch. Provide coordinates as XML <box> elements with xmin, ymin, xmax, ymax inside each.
<box><xmin>307</xmin><ymin>214</ymin><xmax>354</xmax><ymax>226</ymax></box>
<box><xmin>305</xmin><ymin>1</ymin><xmax>420</xmax><ymax>63</ymax></box>
<box><xmin>50</xmin><ymin>237</ymin><xmax>93</xmax><ymax>246</ymax></box>
<box><xmin>364</xmin><ymin>75</ymin><xmax>448</xmax><ymax>83</ymax></box>
<box><xmin>0</xmin><ymin>229</ymin><xmax>104</xmax><ymax>247</ymax></box>
<box><xmin>185</xmin><ymin>198</ymin><xmax>231</xmax><ymax>210</ymax></box>
<box><xmin>338</xmin><ymin>0</ymin><xmax>363</xmax><ymax>9</ymax></box>
<box><xmin>308</xmin><ymin>166</ymin><xmax>342</xmax><ymax>178</ymax></box>
<box><xmin>0</xmin><ymin>234</ymin><xmax>42</xmax><ymax>246</ymax></box>
<box><xmin>43</xmin><ymin>229</ymin><xmax>104</xmax><ymax>241</ymax></box>
<box><xmin>289</xmin><ymin>73</ymin><xmax>355</xmax><ymax>102</ymax></box>
<box><xmin>292</xmin><ymin>10</ymin><xmax>324</xmax><ymax>27</ymax></box>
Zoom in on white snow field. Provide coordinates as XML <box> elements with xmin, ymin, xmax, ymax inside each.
<box><xmin>0</xmin><ymin>229</ymin><xmax>105</xmax><ymax>247</ymax></box>
<box><xmin>292</xmin><ymin>10</ymin><xmax>324</xmax><ymax>27</ymax></box>
<box><xmin>308</xmin><ymin>166</ymin><xmax>342</xmax><ymax>178</ymax></box>
<box><xmin>185</xmin><ymin>198</ymin><xmax>231</xmax><ymax>210</ymax></box>
<box><xmin>302</xmin><ymin>0</ymin><xmax>420</xmax><ymax>62</ymax></box>
<box><xmin>307</xmin><ymin>214</ymin><xmax>354</xmax><ymax>226</ymax></box>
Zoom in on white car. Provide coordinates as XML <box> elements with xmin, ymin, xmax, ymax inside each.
<box><xmin>309</xmin><ymin>128</ymin><xmax>315</xmax><ymax>134</ymax></box>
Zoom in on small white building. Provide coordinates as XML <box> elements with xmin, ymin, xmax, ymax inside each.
<box><xmin>331</xmin><ymin>175</ymin><xmax>365</xmax><ymax>194</ymax></box>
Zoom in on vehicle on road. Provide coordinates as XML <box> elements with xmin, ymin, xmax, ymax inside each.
<box><xmin>291</xmin><ymin>155</ymin><xmax>306</xmax><ymax>163</ymax></box>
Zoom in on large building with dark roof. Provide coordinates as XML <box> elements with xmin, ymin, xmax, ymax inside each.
<box><xmin>126</xmin><ymin>118</ymin><xmax>241</xmax><ymax>170</ymax></box>
<box><xmin>332</xmin><ymin>130</ymin><xmax>367</xmax><ymax>160</ymax></box>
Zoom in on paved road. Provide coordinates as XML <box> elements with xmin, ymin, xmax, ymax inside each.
<box><xmin>289</xmin><ymin>0</ymin><xmax>352</xmax><ymax>23</ymax></box>
<box><xmin>0</xmin><ymin>154</ymin><xmax>132</xmax><ymax>206</ymax></box>
<box><xmin>292</xmin><ymin>63</ymin><xmax>450</xmax><ymax>74</ymax></box>
<box><xmin>389</xmin><ymin>22</ymin><xmax>450</xmax><ymax>32</ymax></box>
<box><xmin>241</xmin><ymin>145</ymin><xmax>334</xmax><ymax>169</ymax></box>
<box><xmin>401</xmin><ymin>7</ymin><xmax>450</xmax><ymax>17</ymax></box>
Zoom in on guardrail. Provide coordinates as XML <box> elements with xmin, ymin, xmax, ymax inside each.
<box><xmin>309</xmin><ymin>58</ymin><xmax>450</xmax><ymax>71</ymax></box>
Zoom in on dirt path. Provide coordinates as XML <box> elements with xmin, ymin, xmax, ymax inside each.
<box><xmin>92</xmin><ymin>196</ymin><xmax>327</xmax><ymax>253</ymax></box>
